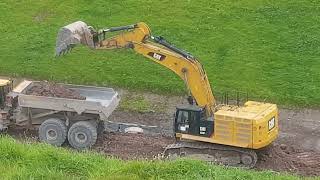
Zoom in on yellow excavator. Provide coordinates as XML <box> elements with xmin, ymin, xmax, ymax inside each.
<box><xmin>56</xmin><ymin>21</ymin><xmax>278</xmax><ymax>167</ymax></box>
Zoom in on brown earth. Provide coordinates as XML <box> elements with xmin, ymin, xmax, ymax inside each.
<box><xmin>26</xmin><ymin>81</ymin><xmax>86</xmax><ymax>100</ymax></box>
<box><xmin>256</xmin><ymin>143</ymin><xmax>320</xmax><ymax>177</ymax></box>
<box><xmin>93</xmin><ymin>132</ymin><xmax>175</xmax><ymax>160</ymax></box>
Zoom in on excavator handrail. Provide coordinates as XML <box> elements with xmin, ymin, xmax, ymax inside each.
<box><xmin>151</xmin><ymin>36</ymin><xmax>195</xmax><ymax>60</ymax></box>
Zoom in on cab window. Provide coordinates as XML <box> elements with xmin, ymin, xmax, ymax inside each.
<box><xmin>177</xmin><ymin>111</ymin><xmax>189</xmax><ymax>123</ymax></box>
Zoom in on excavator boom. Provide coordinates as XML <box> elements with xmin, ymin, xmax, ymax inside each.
<box><xmin>55</xmin><ymin>21</ymin><xmax>216</xmax><ymax>116</ymax></box>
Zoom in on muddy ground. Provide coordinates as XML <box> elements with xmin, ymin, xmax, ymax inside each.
<box><xmin>94</xmin><ymin>132</ymin><xmax>175</xmax><ymax>160</ymax></box>
<box><xmin>6</xmin><ymin>88</ymin><xmax>320</xmax><ymax>177</ymax></box>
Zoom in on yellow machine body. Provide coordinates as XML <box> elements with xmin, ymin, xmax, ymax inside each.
<box><xmin>176</xmin><ymin>101</ymin><xmax>278</xmax><ymax>149</ymax></box>
<box><xmin>0</xmin><ymin>79</ymin><xmax>11</xmax><ymax>87</ymax></box>
<box><xmin>0</xmin><ymin>78</ymin><xmax>13</xmax><ymax>108</ymax></box>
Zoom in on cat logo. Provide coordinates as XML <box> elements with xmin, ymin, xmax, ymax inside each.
<box><xmin>147</xmin><ymin>52</ymin><xmax>166</xmax><ymax>61</ymax></box>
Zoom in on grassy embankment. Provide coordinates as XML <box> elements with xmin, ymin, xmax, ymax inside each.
<box><xmin>0</xmin><ymin>136</ymin><xmax>301</xmax><ymax>180</ymax></box>
<box><xmin>0</xmin><ymin>1</ymin><xmax>319</xmax><ymax>107</ymax></box>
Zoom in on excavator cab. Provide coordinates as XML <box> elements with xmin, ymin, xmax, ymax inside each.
<box><xmin>175</xmin><ymin>105</ymin><xmax>214</xmax><ymax>137</ymax></box>
<box><xmin>0</xmin><ymin>79</ymin><xmax>13</xmax><ymax>108</ymax></box>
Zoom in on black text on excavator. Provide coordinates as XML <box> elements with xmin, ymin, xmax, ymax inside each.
<box><xmin>55</xmin><ymin>21</ymin><xmax>279</xmax><ymax>168</ymax></box>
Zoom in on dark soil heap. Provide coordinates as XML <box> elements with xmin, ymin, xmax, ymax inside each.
<box><xmin>26</xmin><ymin>82</ymin><xmax>86</xmax><ymax>100</ymax></box>
<box><xmin>256</xmin><ymin>143</ymin><xmax>320</xmax><ymax>176</ymax></box>
<box><xmin>94</xmin><ymin>132</ymin><xmax>175</xmax><ymax>159</ymax></box>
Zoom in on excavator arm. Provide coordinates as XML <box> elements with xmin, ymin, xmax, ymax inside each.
<box><xmin>56</xmin><ymin>21</ymin><xmax>216</xmax><ymax>116</ymax></box>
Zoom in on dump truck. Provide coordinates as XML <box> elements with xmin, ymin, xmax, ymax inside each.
<box><xmin>0</xmin><ymin>79</ymin><xmax>120</xmax><ymax>149</ymax></box>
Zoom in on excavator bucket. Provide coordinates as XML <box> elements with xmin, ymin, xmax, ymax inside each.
<box><xmin>55</xmin><ymin>21</ymin><xmax>95</xmax><ymax>56</ymax></box>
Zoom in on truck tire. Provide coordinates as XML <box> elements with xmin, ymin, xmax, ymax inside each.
<box><xmin>39</xmin><ymin>118</ymin><xmax>67</xmax><ymax>146</ymax></box>
<box><xmin>68</xmin><ymin>121</ymin><xmax>97</xmax><ymax>150</ymax></box>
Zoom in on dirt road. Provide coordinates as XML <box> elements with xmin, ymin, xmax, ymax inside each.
<box><xmin>255</xmin><ymin>109</ymin><xmax>320</xmax><ymax>176</ymax></box>
<box><xmin>278</xmin><ymin>109</ymin><xmax>320</xmax><ymax>152</ymax></box>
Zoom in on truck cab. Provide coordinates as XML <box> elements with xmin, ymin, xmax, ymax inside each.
<box><xmin>0</xmin><ymin>79</ymin><xmax>13</xmax><ymax>130</ymax></box>
<box><xmin>0</xmin><ymin>79</ymin><xmax>13</xmax><ymax>108</ymax></box>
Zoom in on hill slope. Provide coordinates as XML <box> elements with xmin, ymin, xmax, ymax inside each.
<box><xmin>1</xmin><ymin>0</ymin><xmax>319</xmax><ymax>106</ymax></box>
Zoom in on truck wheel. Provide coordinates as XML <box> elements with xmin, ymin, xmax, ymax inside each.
<box><xmin>68</xmin><ymin>121</ymin><xmax>97</xmax><ymax>150</ymax></box>
<box><xmin>39</xmin><ymin>118</ymin><xmax>67</xmax><ymax>146</ymax></box>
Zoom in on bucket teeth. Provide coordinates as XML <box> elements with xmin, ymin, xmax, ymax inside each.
<box><xmin>55</xmin><ymin>21</ymin><xmax>95</xmax><ymax>56</ymax></box>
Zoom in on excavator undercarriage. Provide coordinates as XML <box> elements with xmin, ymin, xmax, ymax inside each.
<box><xmin>164</xmin><ymin>141</ymin><xmax>258</xmax><ymax>168</ymax></box>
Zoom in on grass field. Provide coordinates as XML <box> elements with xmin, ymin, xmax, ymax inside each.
<box><xmin>1</xmin><ymin>1</ymin><xmax>319</xmax><ymax>107</ymax></box>
<box><xmin>0</xmin><ymin>136</ymin><xmax>300</xmax><ymax>180</ymax></box>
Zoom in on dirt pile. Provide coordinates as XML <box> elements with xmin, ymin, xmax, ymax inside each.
<box><xmin>93</xmin><ymin>132</ymin><xmax>175</xmax><ymax>159</ymax></box>
<box><xmin>26</xmin><ymin>82</ymin><xmax>85</xmax><ymax>100</ymax></box>
<box><xmin>256</xmin><ymin>143</ymin><xmax>320</xmax><ymax>176</ymax></box>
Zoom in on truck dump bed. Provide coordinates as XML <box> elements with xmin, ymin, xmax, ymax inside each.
<box><xmin>13</xmin><ymin>81</ymin><xmax>120</xmax><ymax>120</ymax></box>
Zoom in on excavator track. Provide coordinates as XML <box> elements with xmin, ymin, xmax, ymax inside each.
<box><xmin>164</xmin><ymin>141</ymin><xmax>258</xmax><ymax>168</ymax></box>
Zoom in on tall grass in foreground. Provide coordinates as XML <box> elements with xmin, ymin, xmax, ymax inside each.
<box><xmin>0</xmin><ymin>136</ymin><xmax>300</xmax><ymax>179</ymax></box>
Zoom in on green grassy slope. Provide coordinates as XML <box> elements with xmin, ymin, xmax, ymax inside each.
<box><xmin>1</xmin><ymin>0</ymin><xmax>319</xmax><ymax>106</ymax></box>
<box><xmin>0</xmin><ymin>136</ymin><xmax>299</xmax><ymax>179</ymax></box>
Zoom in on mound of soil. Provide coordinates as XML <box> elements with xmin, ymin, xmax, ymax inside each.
<box><xmin>26</xmin><ymin>82</ymin><xmax>85</xmax><ymax>100</ymax></box>
<box><xmin>256</xmin><ymin>143</ymin><xmax>320</xmax><ymax>176</ymax></box>
<box><xmin>93</xmin><ymin>132</ymin><xmax>175</xmax><ymax>159</ymax></box>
